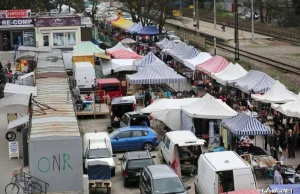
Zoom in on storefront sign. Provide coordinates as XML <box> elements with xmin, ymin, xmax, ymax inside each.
<box><xmin>0</xmin><ymin>18</ymin><xmax>33</xmax><ymax>26</ymax></box>
<box><xmin>34</xmin><ymin>17</ymin><xmax>81</xmax><ymax>27</ymax></box>
<box><xmin>9</xmin><ymin>141</ymin><xmax>20</xmax><ymax>159</ymax></box>
<box><xmin>0</xmin><ymin>9</ymin><xmax>31</xmax><ymax>18</ymax></box>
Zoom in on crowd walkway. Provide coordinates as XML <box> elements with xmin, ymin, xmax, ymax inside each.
<box><xmin>166</xmin><ymin>17</ymin><xmax>273</xmax><ymax>41</ymax></box>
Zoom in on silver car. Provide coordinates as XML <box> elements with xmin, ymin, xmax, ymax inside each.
<box><xmin>139</xmin><ymin>164</ymin><xmax>191</xmax><ymax>194</ymax></box>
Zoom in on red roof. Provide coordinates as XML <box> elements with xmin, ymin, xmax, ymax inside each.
<box><xmin>196</xmin><ymin>56</ymin><xmax>229</xmax><ymax>75</ymax></box>
<box><xmin>96</xmin><ymin>78</ymin><xmax>120</xmax><ymax>84</ymax></box>
<box><xmin>107</xmin><ymin>49</ymin><xmax>142</xmax><ymax>59</ymax></box>
<box><xmin>221</xmin><ymin>190</ymin><xmax>259</xmax><ymax>194</ymax></box>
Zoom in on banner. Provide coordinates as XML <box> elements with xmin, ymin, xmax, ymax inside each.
<box><xmin>0</xmin><ymin>9</ymin><xmax>31</xmax><ymax>18</ymax></box>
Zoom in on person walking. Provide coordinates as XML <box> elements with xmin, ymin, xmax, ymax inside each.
<box><xmin>272</xmin><ymin>130</ymin><xmax>281</xmax><ymax>161</ymax></box>
<box><xmin>221</xmin><ymin>22</ymin><xmax>226</xmax><ymax>32</ymax></box>
<box><xmin>274</xmin><ymin>166</ymin><xmax>283</xmax><ymax>184</ymax></box>
<box><xmin>287</xmin><ymin>129</ymin><xmax>296</xmax><ymax>159</ymax></box>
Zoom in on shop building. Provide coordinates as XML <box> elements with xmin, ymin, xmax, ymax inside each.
<box><xmin>0</xmin><ymin>9</ymin><xmax>35</xmax><ymax>51</ymax></box>
<box><xmin>34</xmin><ymin>16</ymin><xmax>81</xmax><ymax>48</ymax></box>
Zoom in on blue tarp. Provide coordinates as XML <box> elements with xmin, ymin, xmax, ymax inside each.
<box><xmin>269</xmin><ymin>184</ymin><xmax>300</xmax><ymax>194</ymax></box>
<box><xmin>88</xmin><ymin>161</ymin><xmax>111</xmax><ymax>180</ymax></box>
<box><xmin>137</xmin><ymin>26</ymin><xmax>164</xmax><ymax>35</ymax></box>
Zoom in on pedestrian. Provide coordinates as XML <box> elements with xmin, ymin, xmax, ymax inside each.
<box><xmin>3</xmin><ymin>35</ymin><xmax>9</xmax><ymax>51</ymax></box>
<box><xmin>72</xmin><ymin>84</ymin><xmax>80</xmax><ymax>100</ymax></box>
<box><xmin>222</xmin><ymin>22</ymin><xmax>226</xmax><ymax>32</ymax></box>
<box><xmin>272</xmin><ymin>130</ymin><xmax>281</xmax><ymax>161</ymax></box>
<box><xmin>287</xmin><ymin>129</ymin><xmax>296</xmax><ymax>159</ymax></box>
<box><xmin>273</xmin><ymin>166</ymin><xmax>283</xmax><ymax>184</ymax></box>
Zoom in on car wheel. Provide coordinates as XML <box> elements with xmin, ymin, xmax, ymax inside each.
<box><xmin>143</xmin><ymin>143</ymin><xmax>153</xmax><ymax>151</ymax></box>
<box><xmin>161</xmin><ymin>150</ymin><xmax>166</xmax><ymax>163</ymax></box>
<box><xmin>124</xmin><ymin>180</ymin><xmax>129</xmax><ymax>187</ymax></box>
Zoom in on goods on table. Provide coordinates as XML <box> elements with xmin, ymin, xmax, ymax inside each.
<box><xmin>252</xmin><ymin>155</ymin><xmax>277</xmax><ymax>168</ymax></box>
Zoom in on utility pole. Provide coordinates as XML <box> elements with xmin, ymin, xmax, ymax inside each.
<box><xmin>196</xmin><ymin>0</ymin><xmax>199</xmax><ymax>29</ymax></box>
<box><xmin>234</xmin><ymin>0</ymin><xmax>239</xmax><ymax>61</ymax></box>
<box><xmin>193</xmin><ymin>0</ymin><xmax>196</xmax><ymax>21</ymax></box>
<box><xmin>214</xmin><ymin>0</ymin><xmax>216</xmax><ymax>29</ymax></box>
<box><xmin>251</xmin><ymin>0</ymin><xmax>254</xmax><ymax>41</ymax></box>
<box><xmin>180</xmin><ymin>0</ymin><xmax>182</xmax><ymax>17</ymax></box>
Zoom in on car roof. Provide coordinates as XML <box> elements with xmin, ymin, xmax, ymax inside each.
<box><xmin>127</xmin><ymin>151</ymin><xmax>151</xmax><ymax>160</ymax></box>
<box><xmin>96</xmin><ymin>78</ymin><xmax>120</xmax><ymax>84</ymax></box>
<box><xmin>147</xmin><ymin>164</ymin><xmax>178</xmax><ymax>179</ymax></box>
<box><xmin>126</xmin><ymin>111</ymin><xmax>149</xmax><ymax>117</ymax></box>
<box><xmin>119</xmin><ymin>126</ymin><xmax>151</xmax><ymax>132</ymax></box>
<box><xmin>166</xmin><ymin>131</ymin><xmax>197</xmax><ymax>142</ymax></box>
<box><xmin>203</xmin><ymin>151</ymin><xmax>251</xmax><ymax>171</ymax></box>
<box><xmin>112</xmin><ymin>96</ymin><xmax>135</xmax><ymax>104</ymax></box>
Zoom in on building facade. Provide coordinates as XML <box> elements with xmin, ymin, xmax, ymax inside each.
<box><xmin>34</xmin><ymin>16</ymin><xmax>82</xmax><ymax>48</ymax></box>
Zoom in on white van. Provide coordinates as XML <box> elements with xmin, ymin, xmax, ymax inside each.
<box><xmin>73</xmin><ymin>62</ymin><xmax>95</xmax><ymax>90</ymax></box>
<box><xmin>194</xmin><ymin>151</ymin><xmax>257</xmax><ymax>194</ymax></box>
<box><xmin>83</xmin><ymin>132</ymin><xmax>116</xmax><ymax>176</ymax></box>
<box><xmin>161</xmin><ymin>131</ymin><xmax>205</xmax><ymax>174</ymax></box>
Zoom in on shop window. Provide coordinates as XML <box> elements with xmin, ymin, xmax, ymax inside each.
<box><xmin>12</xmin><ymin>31</ymin><xmax>23</xmax><ymax>46</ymax></box>
<box><xmin>53</xmin><ymin>32</ymin><xmax>76</xmax><ymax>46</ymax></box>
<box><xmin>23</xmin><ymin>32</ymin><xmax>35</xmax><ymax>46</ymax></box>
<box><xmin>43</xmin><ymin>35</ymin><xmax>49</xmax><ymax>46</ymax></box>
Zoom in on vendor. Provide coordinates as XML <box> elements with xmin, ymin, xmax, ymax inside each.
<box><xmin>85</xmin><ymin>94</ymin><xmax>92</xmax><ymax>101</ymax></box>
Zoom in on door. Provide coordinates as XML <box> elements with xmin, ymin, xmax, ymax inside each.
<box><xmin>130</xmin><ymin>130</ymin><xmax>144</xmax><ymax>150</ymax></box>
<box><xmin>140</xmin><ymin>170</ymin><xmax>151</xmax><ymax>194</ymax></box>
<box><xmin>162</xmin><ymin>137</ymin><xmax>172</xmax><ymax>164</ymax></box>
<box><xmin>111</xmin><ymin>131</ymin><xmax>131</xmax><ymax>151</ymax></box>
<box><xmin>233</xmin><ymin>169</ymin><xmax>256</xmax><ymax>190</ymax></box>
<box><xmin>22</xmin><ymin>127</ymin><xmax>29</xmax><ymax>166</ymax></box>
<box><xmin>42</xmin><ymin>34</ymin><xmax>49</xmax><ymax>46</ymax></box>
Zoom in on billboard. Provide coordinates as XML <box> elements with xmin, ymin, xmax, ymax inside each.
<box><xmin>0</xmin><ymin>9</ymin><xmax>31</xmax><ymax>18</ymax></box>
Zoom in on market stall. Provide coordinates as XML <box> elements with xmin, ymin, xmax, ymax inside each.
<box><xmin>227</xmin><ymin>70</ymin><xmax>275</xmax><ymax>94</ymax></box>
<box><xmin>137</xmin><ymin>25</ymin><xmax>162</xmax><ymax>35</ymax></box>
<box><xmin>111</xmin><ymin>17</ymin><xmax>133</xmax><ymax>29</ymax></box>
<box><xmin>156</xmin><ymin>38</ymin><xmax>170</xmax><ymax>48</ymax></box>
<box><xmin>4</xmin><ymin>83</ymin><xmax>37</xmax><ymax>97</ymax></box>
<box><xmin>125</xmin><ymin>23</ymin><xmax>143</xmax><ymax>34</ymax></box>
<box><xmin>109</xmin><ymin>49</ymin><xmax>142</xmax><ymax>59</ymax></box>
<box><xmin>101</xmin><ymin>59</ymin><xmax>136</xmax><ymax>75</ymax></box>
<box><xmin>106</xmin><ymin>42</ymin><xmax>133</xmax><ymax>53</ymax></box>
<box><xmin>141</xmin><ymin>98</ymin><xmax>198</xmax><ymax>131</ymax></box>
<box><xmin>196</xmin><ymin>56</ymin><xmax>230</xmax><ymax>76</ymax></box>
<box><xmin>183</xmin><ymin>52</ymin><xmax>212</xmax><ymax>71</ymax></box>
<box><xmin>173</xmin><ymin>47</ymin><xmax>199</xmax><ymax>64</ymax></box>
<box><xmin>133</xmin><ymin>52</ymin><xmax>161</xmax><ymax>69</ymax></box>
<box><xmin>272</xmin><ymin>92</ymin><xmax>300</xmax><ymax>118</ymax></box>
<box><xmin>120</xmin><ymin>38</ymin><xmax>136</xmax><ymax>44</ymax></box>
<box><xmin>211</xmin><ymin>63</ymin><xmax>248</xmax><ymax>86</ymax></box>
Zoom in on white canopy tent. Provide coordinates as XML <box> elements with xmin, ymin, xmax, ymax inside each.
<box><xmin>101</xmin><ymin>59</ymin><xmax>136</xmax><ymax>75</ymax></box>
<box><xmin>211</xmin><ymin>63</ymin><xmax>248</xmax><ymax>86</ymax></box>
<box><xmin>252</xmin><ymin>80</ymin><xmax>297</xmax><ymax>103</ymax></box>
<box><xmin>181</xmin><ymin>94</ymin><xmax>238</xmax><ymax>119</ymax></box>
<box><xmin>106</xmin><ymin>42</ymin><xmax>133</xmax><ymax>53</ymax></box>
<box><xmin>7</xmin><ymin>115</ymin><xmax>30</xmax><ymax>130</ymax></box>
<box><xmin>183</xmin><ymin>52</ymin><xmax>212</xmax><ymax>70</ymax></box>
<box><xmin>0</xmin><ymin>94</ymin><xmax>30</xmax><ymax>114</ymax></box>
<box><xmin>272</xmin><ymin>93</ymin><xmax>300</xmax><ymax>118</ymax></box>
<box><xmin>4</xmin><ymin>83</ymin><xmax>37</xmax><ymax>97</ymax></box>
<box><xmin>141</xmin><ymin>98</ymin><xmax>198</xmax><ymax>131</ymax></box>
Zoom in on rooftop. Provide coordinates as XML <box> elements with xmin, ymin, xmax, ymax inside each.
<box><xmin>203</xmin><ymin>151</ymin><xmax>250</xmax><ymax>171</ymax></box>
<box><xmin>96</xmin><ymin>78</ymin><xmax>120</xmax><ymax>84</ymax></box>
<box><xmin>128</xmin><ymin>151</ymin><xmax>151</xmax><ymax>160</ymax></box>
<box><xmin>147</xmin><ymin>164</ymin><xmax>178</xmax><ymax>179</ymax></box>
<box><xmin>166</xmin><ymin>131</ymin><xmax>198</xmax><ymax>142</ymax></box>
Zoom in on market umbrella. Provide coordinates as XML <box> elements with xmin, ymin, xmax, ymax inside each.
<box><xmin>120</xmin><ymin>38</ymin><xmax>136</xmax><ymax>44</ymax></box>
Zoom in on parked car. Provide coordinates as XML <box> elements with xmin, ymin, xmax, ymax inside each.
<box><xmin>109</xmin><ymin>126</ymin><xmax>159</xmax><ymax>151</ymax></box>
<box><xmin>119</xmin><ymin>151</ymin><xmax>156</xmax><ymax>187</ymax></box>
<box><xmin>120</xmin><ymin>111</ymin><xmax>150</xmax><ymax>128</ymax></box>
<box><xmin>95</xmin><ymin>78</ymin><xmax>123</xmax><ymax>102</ymax></box>
<box><xmin>139</xmin><ymin>164</ymin><xmax>191</xmax><ymax>194</ymax></box>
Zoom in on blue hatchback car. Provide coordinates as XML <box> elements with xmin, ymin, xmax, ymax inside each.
<box><xmin>109</xmin><ymin>126</ymin><xmax>159</xmax><ymax>152</ymax></box>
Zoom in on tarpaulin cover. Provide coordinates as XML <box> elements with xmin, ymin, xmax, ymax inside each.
<box><xmin>196</xmin><ymin>56</ymin><xmax>229</xmax><ymax>75</ymax></box>
<box><xmin>211</xmin><ymin>63</ymin><xmax>248</xmax><ymax>86</ymax></box>
<box><xmin>125</xmin><ymin>23</ymin><xmax>143</xmax><ymax>34</ymax></box>
<box><xmin>272</xmin><ymin>92</ymin><xmax>300</xmax><ymax>118</ymax></box>
<box><xmin>112</xmin><ymin>17</ymin><xmax>133</xmax><ymax>29</ymax></box>
<box><xmin>120</xmin><ymin>38</ymin><xmax>136</xmax><ymax>44</ymax></box>
<box><xmin>156</xmin><ymin>38</ymin><xmax>170</xmax><ymax>47</ymax></box>
<box><xmin>106</xmin><ymin>42</ymin><xmax>133</xmax><ymax>54</ymax></box>
<box><xmin>222</xmin><ymin>112</ymin><xmax>274</xmax><ymax>136</ymax></box>
<box><xmin>133</xmin><ymin>52</ymin><xmax>160</xmax><ymax>68</ymax></box>
<box><xmin>137</xmin><ymin>25</ymin><xmax>163</xmax><ymax>35</ymax></box>
<box><xmin>73</xmin><ymin>41</ymin><xmax>105</xmax><ymax>56</ymax></box>
<box><xmin>110</xmin><ymin>49</ymin><xmax>142</xmax><ymax>59</ymax></box>
<box><xmin>159</xmin><ymin>40</ymin><xmax>177</xmax><ymax>50</ymax></box>
<box><xmin>102</xmin><ymin>59</ymin><xmax>136</xmax><ymax>75</ymax></box>
<box><xmin>87</xmin><ymin>161</ymin><xmax>111</xmax><ymax>180</ymax></box>
<box><xmin>126</xmin><ymin>62</ymin><xmax>186</xmax><ymax>84</ymax></box>
<box><xmin>251</xmin><ymin>80</ymin><xmax>297</xmax><ymax>103</ymax></box>
<box><xmin>183</xmin><ymin>52</ymin><xmax>212</xmax><ymax>70</ymax></box>
<box><xmin>227</xmin><ymin>70</ymin><xmax>275</xmax><ymax>94</ymax></box>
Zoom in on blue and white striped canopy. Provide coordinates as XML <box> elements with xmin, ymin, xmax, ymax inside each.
<box><xmin>133</xmin><ymin>52</ymin><xmax>160</xmax><ymax>68</ymax></box>
<box><xmin>126</xmin><ymin>62</ymin><xmax>187</xmax><ymax>85</ymax></box>
<box><xmin>156</xmin><ymin>38</ymin><xmax>170</xmax><ymax>47</ymax></box>
<box><xmin>160</xmin><ymin>41</ymin><xmax>177</xmax><ymax>50</ymax></box>
<box><xmin>165</xmin><ymin>42</ymin><xmax>188</xmax><ymax>57</ymax></box>
<box><xmin>227</xmin><ymin>70</ymin><xmax>275</xmax><ymax>94</ymax></box>
<box><xmin>181</xmin><ymin>111</ymin><xmax>195</xmax><ymax>133</ymax></box>
<box><xmin>174</xmin><ymin>47</ymin><xmax>199</xmax><ymax>63</ymax></box>
<box><xmin>222</xmin><ymin>112</ymin><xmax>274</xmax><ymax>136</ymax></box>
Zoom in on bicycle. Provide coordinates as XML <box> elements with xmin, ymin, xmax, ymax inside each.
<box><xmin>5</xmin><ymin>167</ymin><xmax>42</xmax><ymax>194</ymax></box>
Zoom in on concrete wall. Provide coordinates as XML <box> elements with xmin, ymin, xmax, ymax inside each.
<box><xmin>29</xmin><ymin>136</ymin><xmax>83</xmax><ymax>192</ymax></box>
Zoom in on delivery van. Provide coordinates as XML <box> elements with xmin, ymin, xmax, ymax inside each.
<box><xmin>194</xmin><ymin>151</ymin><xmax>257</xmax><ymax>194</ymax></box>
<box><xmin>161</xmin><ymin>131</ymin><xmax>205</xmax><ymax>174</ymax></box>
<box><xmin>95</xmin><ymin>78</ymin><xmax>122</xmax><ymax>102</ymax></box>
<box><xmin>83</xmin><ymin>132</ymin><xmax>116</xmax><ymax>176</ymax></box>
<box><xmin>73</xmin><ymin>62</ymin><xmax>95</xmax><ymax>90</ymax></box>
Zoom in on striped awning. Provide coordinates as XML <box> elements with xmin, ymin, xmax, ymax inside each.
<box><xmin>181</xmin><ymin>111</ymin><xmax>195</xmax><ymax>134</ymax></box>
<box><xmin>174</xmin><ymin>47</ymin><xmax>199</xmax><ymax>63</ymax></box>
<box><xmin>133</xmin><ymin>52</ymin><xmax>160</xmax><ymax>68</ymax></box>
<box><xmin>156</xmin><ymin>38</ymin><xmax>170</xmax><ymax>47</ymax></box>
<box><xmin>222</xmin><ymin>112</ymin><xmax>274</xmax><ymax>136</ymax></box>
<box><xmin>126</xmin><ymin>63</ymin><xmax>186</xmax><ymax>85</ymax></box>
<box><xmin>160</xmin><ymin>41</ymin><xmax>177</xmax><ymax>50</ymax></box>
<box><xmin>165</xmin><ymin>42</ymin><xmax>188</xmax><ymax>57</ymax></box>
<box><xmin>227</xmin><ymin>70</ymin><xmax>275</xmax><ymax>94</ymax></box>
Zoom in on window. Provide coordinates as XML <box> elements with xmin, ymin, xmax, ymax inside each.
<box><xmin>142</xmin><ymin>131</ymin><xmax>149</xmax><ymax>136</ymax></box>
<box><xmin>153</xmin><ymin>178</ymin><xmax>185</xmax><ymax>194</ymax></box>
<box><xmin>217</xmin><ymin>170</ymin><xmax>235</xmax><ymax>192</ymax></box>
<box><xmin>127</xmin><ymin>159</ymin><xmax>153</xmax><ymax>169</ymax></box>
<box><xmin>53</xmin><ymin>32</ymin><xmax>76</xmax><ymax>46</ymax></box>
<box><xmin>102</xmin><ymin>84</ymin><xmax>120</xmax><ymax>92</ymax></box>
<box><xmin>23</xmin><ymin>31</ymin><xmax>35</xmax><ymax>46</ymax></box>
<box><xmin>12</xmin><ymin>31</ymin><xmax>23</xmax><ymax>46</ymax></box>
<box><xmin>118</xmin><ymin>131</ymin><xmax>131</xmax><ymax>139</ymax></box>
<box><xmin>87</xmin><ymin>148</ymin><xmax>111</xmax><ymax>159</ymax></box>
<box><xmin>122</xmin><ymin>115</ymin><xmax>129</xmax><ymax>125</ymax></box>
<box><xmin>43</xmin><ymin>34</ymin><xmax>49</xmax><ymax>46</ymax></box>
<box><xmin>165</xmin><ymin>137</ymin><xmax>170</xmax><ymax>149</ymax></box>
<box><xmin>109</xmin><ymin>129</ymin><xmax>120</xmax><ymax>138</ymax></box>
<box><xmin>132</xmin><ymin>131</ymin><xmax>143</xmax><ymax>137</ymax></box>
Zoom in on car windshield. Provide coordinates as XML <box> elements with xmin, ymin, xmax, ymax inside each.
<box><xmin>127</xmin><ymin>159</ymin><xmax>153</xmax><ymax>169</ymax></box>
<box><xmin>87</xmin><ymin>148</ymin><xmax>111</xmax><ymax>159</ymax></box>
<box><xmin>109</xmin><ymin>130</ymin><xmax>120</xmax><ymax>138</ymax></box>
<box><xmin>153</xmin><ymin>177</ymin><xmax>185</xmax><ymax>194</ymax></box>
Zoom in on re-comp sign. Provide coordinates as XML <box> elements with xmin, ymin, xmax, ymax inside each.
<box><xmin>0</xmin><ymin>18</ymin><xmax>33</xmax><ymax>26</ymax></box>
